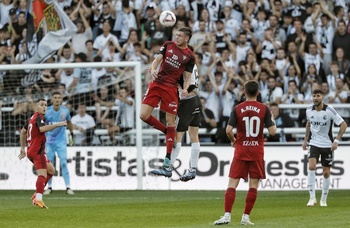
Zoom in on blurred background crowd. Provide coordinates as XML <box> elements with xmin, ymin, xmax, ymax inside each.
<box><xmin>1</xmin><ymin>0</ymin><xmax>350</xmax><ymax>145</ymax></box>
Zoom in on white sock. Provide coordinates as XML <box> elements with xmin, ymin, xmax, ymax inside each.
<box><xmin>321</xmin><ymin>177</ymin><xmax>330</xmax><ymax>201</ymax></box>
<box><xmin>308</xmin><ymin>170</ymin><xmax>316</xmax><ymax>199</ymax></box>
<box><xmin>190</xmin><ymin>142</ymin><xmax>200</xmax><ymax>170</ymax></box>
<box><xmin>224</xmin><ymin>212</ymin><xmax>231</xmax><ymax>218</ymax></box>
<box><xmin>243</xmin><ymin>214</ymin><xmax>249</xmax><ymax>219</ymax></box>
<box><xmin>170</xmin><ymin>142</ymin><xmax>182</xmax><ymax>165</ymax></box>
<box><xmin>36</xmin><ymin>193</ymin><xmax>43</xmax><ymax>200</ymax></box>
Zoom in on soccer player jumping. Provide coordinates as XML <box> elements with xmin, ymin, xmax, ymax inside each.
<box><xmin>19</xmin><ymin>99</ymin><xmax>67</xmax><ymax>209</ymax></box>
<box><xmin>302</xmin><ymin>89</ymin><xmax>347</xmax><ymax>207</ymax></box>
<box><xmin>140</xmin><ymin>27</ymin><xmax>195</xmax><ymax>177</ymax></box>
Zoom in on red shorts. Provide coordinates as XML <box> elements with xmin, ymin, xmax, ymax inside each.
<box><xmin>27</xmin><ymin>150</ymin><xmax>49</xmax><ymax>170</ymax></box>
<box><xmin>142</xmin><ymin>82</ymin><xmax>179</xmax><ymax>115</ymax></box>
<box><xmin>229</xmin><ymin>158</ymin><xmax>265</xmax><ymax>180</ymax></box>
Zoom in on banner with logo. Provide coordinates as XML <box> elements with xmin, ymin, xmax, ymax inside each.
<box><xmin>1</xmin><ymin>146</ymin><xmax>349</xmax><ymax>190</ymax></box>
<box><xmin>25</xmin><ymin>0</ymin><xmax>77</xmax><ymax>64</ymax></box>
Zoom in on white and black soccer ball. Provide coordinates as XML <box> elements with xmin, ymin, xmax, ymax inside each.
<box><xmin>159</xmin><ymin>11</ymin><xmax>176</xmax><ymax>27</ymax></box>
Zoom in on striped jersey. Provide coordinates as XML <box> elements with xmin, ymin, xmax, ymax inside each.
<box><xmin>306</xmin><ymin>104</ymin><xmax>344</xmax><ymax>148</ymax></box>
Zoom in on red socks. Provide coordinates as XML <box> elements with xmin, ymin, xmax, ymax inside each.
<box><xmin>36</xmin><ymin>175</ymin><xmax>46</xmax><ymax>194</ymax></box>
<box><xmin>224</xmin><ymin>187</ymin><xmax>236</xmax><ymax>213</ymax></box>
<box><xmin>45</xmin><ymin>174</ymin><xmax>53</xmax><ymax>186</ymax></box>
<box><xmin>166</xmin><ymin>126</ymin><xmax>175</xmax><ymax>158</ymax></box>
<box><xmin>144</xmin><ymin>116</ymin><xmax>167</xmax><ymax>133</ymax></box>
<box><xmin>244</xmin><ymin>188</ymin><xmax>257</xmax><ymax>215</ymax></box>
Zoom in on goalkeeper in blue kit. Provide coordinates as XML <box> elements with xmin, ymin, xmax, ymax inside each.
<box><xmin>44</xmin><ymin>92</ymin><xmax>75</xmax><ymax>195</ymax></box>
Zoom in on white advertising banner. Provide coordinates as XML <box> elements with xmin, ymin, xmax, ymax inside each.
<box><xmin>0</xmin><ymin>146</ymin><xmax>349</xmax><ymax>190</ymax></box>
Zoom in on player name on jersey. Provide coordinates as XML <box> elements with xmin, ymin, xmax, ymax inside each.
<box><xmin>243</xmin><ymin>141</ymin><xmax>259</xmax><ymax>146</ymax></box>
<box><xmin>241</xmin><ymin>106</ymin><xmax>261</xmax><ymax>113</ymax></box>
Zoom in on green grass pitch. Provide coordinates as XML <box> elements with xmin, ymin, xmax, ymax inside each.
<box><xmin>0</xmin><ymin>190</ymin><xmax>349</xmax><ymax>227</ymax></box>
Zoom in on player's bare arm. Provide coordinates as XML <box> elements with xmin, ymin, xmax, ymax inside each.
<box><xmin>268</xmin><ymin>112</ymin><xmax>277</xmax><ymax>136</ymax></box>
<box><xmin>226</xmin><ymin>124</ymin><xmax>236</xmax><ymax>147</ymax></box>
<box><xmin>40</xmin><ymin>121</ymin><xmax>67</xmax><ymax>133</ymax></box>
<box><xmin>151</xmin><ymin>54</ymin><xmax>163</xmax><ymax>80</ymax></box>
<box><xmin>181</xmin><ymin>71</ymin><xmax>191</xmax><ymax>97</ymax></box>
<box><xmin>332</xmin><ymin>121</ymin><xmax>348</xmax><ymax>151</ymax></box>
<box><xmin>302</xmin><ymin>121</ymin><xmax>311</xmax><ymax>150</ymax></box>
<box><xmin>18</xmin><ymin>127</ymin><xmax>27</xmax><ymax>160</ymax></box>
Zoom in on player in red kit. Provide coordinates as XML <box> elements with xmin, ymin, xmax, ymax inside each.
<box><xmin>214</xmin><ymin>80</ymin><xmax>276</xmax><ymax>225</ymax></box>
<box><xmin>18</xmin><ymin>99</ymin><xmax>67</xmax><ymax>209</ymax></box>
<box><xmin>140</xmin><ymin>27</ymin><xmax>195</xmax><ymax>177</ymax></box>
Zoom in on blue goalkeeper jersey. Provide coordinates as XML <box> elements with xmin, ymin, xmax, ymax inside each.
<box><xmin>45</xmin><ymin>105</ymin><xmax>71</xmax><ymax>144</ymax></box>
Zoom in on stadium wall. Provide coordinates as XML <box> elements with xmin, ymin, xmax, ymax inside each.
<box><xmin>1</xmin><ymin>146</ymin><xmax>349</xmax><ymax>190</ymax></box>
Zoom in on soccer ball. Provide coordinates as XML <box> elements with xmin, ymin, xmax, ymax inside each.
<box><xmin>159</xmin><ymin>11</ymin><xmax>176</xmax><ymax>27</ymax></box>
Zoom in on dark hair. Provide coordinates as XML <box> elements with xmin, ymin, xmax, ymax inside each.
<box><xmin>178</xmin><ymin>27</ymin><xmax>192</xmax><ymax>40</ymax></box>
<box><xmin>312</xmin><ymin>89</ymin><xmax>324</xmax><ymax>95</ymax></box>
<box><xmin>269</xmin><ymin>102</ymin><xmax>279</xmax><ymax>108</ymax></box>
<box><xmin>52</xmin><ymin>91</ymin><xmax>61</xmax><ymax>96</ymax></box>
<box><xmin>288</xmin><ymin>79</ymin><xmax>297</xmax><ymax>85</ymax></box>
<box><xmin>244</xmin><ymin>80</ymin><xmax>259</xmax><ymax>97</ymax></box>
<box><xmin>36</xmin><ymin>98</ymin><xmax>46</xmax><ymax>103</ymax></box>
<box><xmin>85</xmin><ymin>39</ymin><xmax>93</xmax><ymax>45</ymax></box>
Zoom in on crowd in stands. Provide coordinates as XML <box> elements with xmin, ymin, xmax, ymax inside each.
<box><xmin>1</xmin><ymin>0</ymin><xmax>350</xmax><ymax>145</ymax></box>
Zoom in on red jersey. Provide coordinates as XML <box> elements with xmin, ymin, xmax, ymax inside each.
<box><xmin>25</xmin><ymin>112</ymin><xmax>46</xmax><ymax>156</ymax></box>
<box><xmin>154</xmin><ymin>41</ymin><xmax>195</xmax><ymax>88</ymax></box>
<box><xmin>228</xmin><ymin>101</ymin><xmax>275</xmax><ymax>161</ymax></box>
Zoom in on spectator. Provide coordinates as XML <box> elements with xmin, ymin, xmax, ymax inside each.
<box><xmin>93</xmin><ymin>0</ymin><xmax>116</xmax><ymax>38</ymax></box>
<box><xmin>222</xmin><ymin>5</ymin><xmax>240</xmax><ymax>41</ymax></box>
<box><xmin>313</xmin><ymin>3</ymin><xmax>336</xmax><ymax>75</ymax></box>
<box><xmin>93</xmin><ymin>20</ymin><xmax>122</xmax><ymax>59</ymax></box>
<box><xmin>69</xmin><ymin>53</ymin><xmax>94</xmax><ymax>106</ymax></box>
<box><xmin>264</xmin><ymin>76</ymin><xmax>283</xmax><ymax>104</ymax></box>
<box><xmin>281</xmin><ymin>62</ymin><xmax>302</xmax><ymax>93</ymax></box>
<box><xmin>300</xmin><ymin>63</ymin><xmax>323</xmax><ymax>95</ymax></box>
<box><xmin>92</xmin><ymin>85</ymin><xmax>115</xmax><ymax>126</ymax></box>
<box><xmin>85</xmin><ymin>39</ymin><xmax>97</xmax><ymax>62</ymax></box>
<box><xmin>200</xmin><ymin>78</ymin><xmax>221</xmax><ymax>123</ymax></box>
<box><xmin>121</xmin><ymin>29</ymin><xmax>139</xmax><ymax>60</ymax></box>
<box><xmin>329</xmin><ymin>78</ymin><xmax>350</xmax><ymax>124</ymax></box>
<box><xmin>91</xmin><ymin>56</ymin><xmax>107</xmax><ymax>92</ymax></box>
<box><xmin>299</xmin><ymin>37</ymin><xmax>325</xmax><ymax>77</ymax></box>
<box><xmin>175</xmin><ymin>4</ymin><xmax>190</xmax><ymax>27</ymax></box>
<box><xmin>235</xmin><ymin>32</ymin><xmax>252</xmax><ymax>66</ymax></box>
<box><xmin>0</xmin><ymin>0</ymin><xmax>15</xmax><ymax>26</ymax></box>
<box><xmin>71</xmin><ymin>8</ymin><xmax>93</xmax><ymax>54</ymax></box>
<box><xmin>332</xmin><ymin>20</ymin><xmax>350</xmax><ymax>61</ymax></box>
<box><xmin>199</xmin><ymin>97</ymin><xmax>216</xmax><ymax>143</ymax></box>
<box><xmin>256</xmin><ymin>28</ymin><xmax>282</xmax><ymax>61</ymax></box>
<box><xmin>217</xmin><ymin>72</ymin><xmax>239</xmax><ymax>144</ymax></box>
<box><xmin>71</xmin><ymin>103</ymin><xmax>96</xmax><ymax>146</ymax></box>
<box><xmin>321</xmin><ymin>81</ymin><xmax>335</xmax><ymax>103</ymax></box>
<box><xmin>281</xmin><ymin>80</ymin><xmax>304</xmax><ymax>123</ymax></box>
<box><xmin>267</xmin><ymin>102</ymin><xmax>295</xmax><ymax>142</ymax></box>
<box><xmin>334</xmin><ymin>47</ymin><xmax>350</xmax><ymax>75</ymax></box>
<box><xmin>107</xmin><ymin>87</ymin><xmax>134</xmax><ymax>144</ymax></box>
<box><xmin>285</xmin><ymin>0</ymin><xmax>307</xmax><ymax>22</ymax></box>
<box><xmin>189</xmin><ymin>20</ymin><xmax>207</xmax><ymax>53</ymax></box>
<box><xmin>58</xmin><ymin>43</ymin><xmax>75</xmax><ymax>63</ymax></box>
<box><xmin>268</xmin><ymin>14</ymin><xmax>286</xmax><ymax>44</ymax></box>
<box><xmin>326</xmin><ymin>62</ymin><xmax>345</xmax><ymax>92</ymax></box>
<box><xmin>192</xmin><ymin>8</ymin><xmax>216</xmax><ymax>33</ymax></box>
<box><xmin>55</xmin><ymin>68</ymin><xmax>74</xmax><ymax>92</ymax></box>
<box><xmin>113</xmin><ymin>0</ymin><xmax>137</xmax><ymax>46</ymax></box>
<box><xmin>126</xmin><ymin>42</ymin><xmax>148</xmax><ymax>65</ymax></box>
<box><xmin>10</xmin><ymin>11</ymin><xmax>26</xmax><ymax>48</ymax></box>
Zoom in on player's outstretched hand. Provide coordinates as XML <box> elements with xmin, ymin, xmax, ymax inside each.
<box><xmin>18</xmin><ymin>149</ymin><xmax>26</xmax><ymax>160</ymax></box>
<box><xmin>302</xmin><ymin>142</ymin><xmax>308</xmax><ymax>151</ymax></box>
<box><xmin>331</xmin><ymin>141</ymin><xmax>338</xmax><ymax>151</ymax></box>
<box><xmin>58</xmin><ymin>121</ymin><xmax>67</xmax><ymax>127</ymax></box>
<box><xmin>231</xmin><ymin>138</ymin><xmax>236</xmax><ymax>148</ymax></box>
